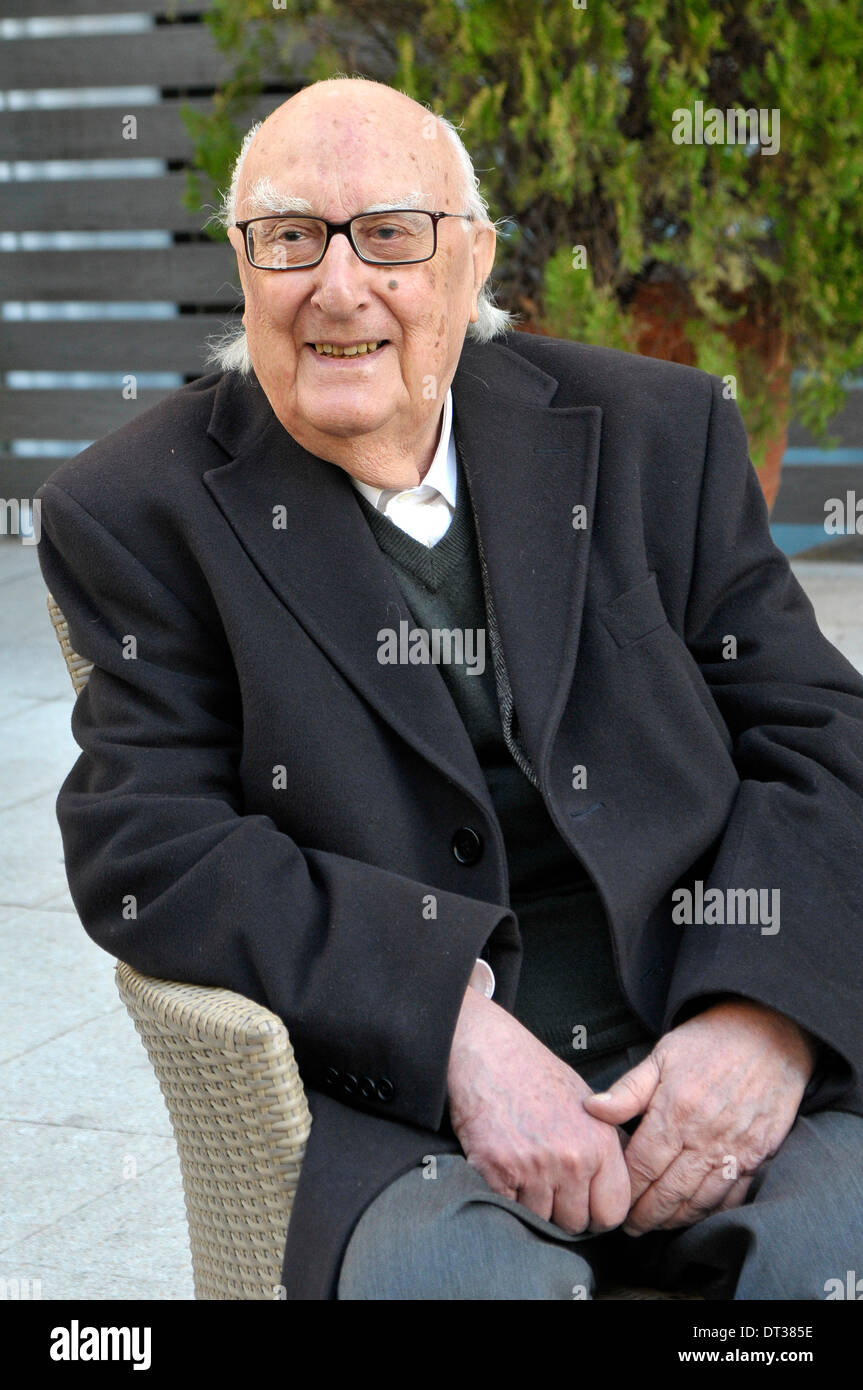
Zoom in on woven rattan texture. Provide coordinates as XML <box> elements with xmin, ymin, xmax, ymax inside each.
<box><xmin>46</xmin><ymin>593</ymin><xmax>95</xmax><ymax>694</ymax></box>
<box><xmin>116</xmin><ymin>962</ymin><xmax>311</xmax><ymax>1299</ymax></box>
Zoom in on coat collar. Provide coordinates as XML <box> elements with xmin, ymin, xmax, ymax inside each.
<box><xmin>203</xmin><ymin>337</ymin><xmax>602</xmax><ymax>802</ymax></box>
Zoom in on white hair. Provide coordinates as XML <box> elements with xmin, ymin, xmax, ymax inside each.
<box><xmin>206</xmin><ymin>81</ymin><xmax>514</xmax><ymax>374</ymax></box>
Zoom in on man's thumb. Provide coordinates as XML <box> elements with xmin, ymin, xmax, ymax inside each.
<box><xmin>582</xmin><ymin>1055</ymin><xmax>659</xmax><ymax>1123</ymax></box>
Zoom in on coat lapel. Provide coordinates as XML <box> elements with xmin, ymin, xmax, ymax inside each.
<box><xmin>203</xmin><ymin>339</ymin><xmax>602</xmax><ymax>796</ymax></box>
<box><xmin>451</xmin><ymin>341</ymin><xmax>602</xmax><ymax>782</ymax></box>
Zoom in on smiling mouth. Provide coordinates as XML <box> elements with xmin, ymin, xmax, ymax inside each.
<box><xmin>308</xmin><ymin>340</ymin><xmax>390</xmax><ymax>357</ymax></box>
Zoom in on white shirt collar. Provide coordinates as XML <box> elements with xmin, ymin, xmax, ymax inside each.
<box><xmin>349</xmin><ymin>387</ymin><xmax>457</xmax><ymax>512</ymax></box>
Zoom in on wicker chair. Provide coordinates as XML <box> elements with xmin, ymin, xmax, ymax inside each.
<box><xmin>46</xmin><ymin>590</ymin><xmax>699</xmax><ymax>1302</ymax></box>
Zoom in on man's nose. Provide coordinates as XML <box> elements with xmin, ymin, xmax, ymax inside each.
<box><xmin>309</xmin><ymin>233</ymin><xmax>372</xmax><ymax>315</ymax></box>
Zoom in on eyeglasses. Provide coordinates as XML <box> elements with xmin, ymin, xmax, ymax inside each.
<box><xmin>235</xmin><ymin>209</ymin><xmax>473</xmax><ymax>270</ymax></box>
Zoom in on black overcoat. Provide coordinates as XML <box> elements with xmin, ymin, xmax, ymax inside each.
<box><xmin>35</xmin><ymin>332</ymin><xmax>863</xmax><ymax>1299</ymax></box>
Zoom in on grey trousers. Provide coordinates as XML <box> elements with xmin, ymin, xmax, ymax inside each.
<box><xmin>337</xmin><ymin>1043</ymin><xmax>863</xmax><ymax>1301</ymax></box>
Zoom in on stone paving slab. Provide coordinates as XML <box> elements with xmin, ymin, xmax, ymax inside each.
<box><xmin>0</xmin><ymin>1004</ymin><xmax>174</xmax><ymax>1139</ymax></box>
<box><xmin>0</xmin><ymin>1145</ymin><xmax>192</xmax><ymax>1301</ymax></box>
<box><xmin>0</xmin><ymin>1119</ymin><xmax>179</xmax><ymax>1254</ymax></box>
<box><xmin>0</xmin><ymin>907</ymin><xmax>119</xmax><ymax>1064</ymax></box>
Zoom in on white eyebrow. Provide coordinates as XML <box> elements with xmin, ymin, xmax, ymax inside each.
<box><xmin>360</xmin><ymin>193</ymin><xmax>425</xmax><ymax>213</ymax></box>
<box><xmin>242</xmin><ymin>178</ymin><xmax>314</xmax><ymax>217</ymax></box>
<box><xmin>241</xmin><ymin>178</ymin><xmax>426</xmax><ymax>218</ymax></box>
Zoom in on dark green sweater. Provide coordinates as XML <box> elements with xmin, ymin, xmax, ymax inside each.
<box><xmin>353</xmin><ymin>456</ymin><xmax>649</xmax><ymax>1065</ymax></box>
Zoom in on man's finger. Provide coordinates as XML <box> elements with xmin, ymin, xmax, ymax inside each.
<box><xmin>714</xmin><ymin>1174</ymin><xmax>754</xmax><ymax>1212</ymax></box>
<box><xmin>515</xmin><ymin>1177</ymin><xmax>556</xmax><ymax>1226</ymax></box>
<box><xmin>619</xmin><ymin>1119</ymin><xmax>680</xmax><ymax>1208</ymax></box>
<box><xmin>653</xmin><ymin>1165</ymin><xmax>739</xmax><ymax>1230</ymax></box>
<box><xmin>586</xmin><ymin>1150</ymin><xmax>632</xmax><ymax>1234</ymax></box>
<box><xmin>582</xmin><ymin>1053</ymin><xmax>661</xmax><ymax>1125</ymax></box>
<box><xmin>623</xmin><ymin>1148</ymin><xmax>713</xmax><ymax>1234</ymax></box>
<box><xmin>551</xmin><ymin>1181</ymin><xmax>591</xmax><ymax>1237</ymax></box>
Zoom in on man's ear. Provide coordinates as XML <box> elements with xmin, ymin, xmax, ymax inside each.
<box><xmin>227</xmin><ymin>225</ymin><xmax>245</xmax><ymax>267</ymax></box>
<box><xmin>225</xmin><ymin>228</ymin><xmax>252</xmax><ymax>337</ymax></box>
<box><xmin>227</xmin><ymin>226</ymin><xmax>253</xmax><ymax>305</ymax></box>
<box><xmin>469</xmin><ymin>222</ymin><xmax>497</xmax><ymax>322</ymax></box>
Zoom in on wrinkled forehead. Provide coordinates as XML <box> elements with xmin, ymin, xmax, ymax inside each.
<box><xmin>239</xmin><ymin>101</ymin><xmax>463</xmax><ymax>218</ymax></box>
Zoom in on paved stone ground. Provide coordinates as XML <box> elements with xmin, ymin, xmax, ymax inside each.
<box><xmin>1</xmin><ymin>538</ymin><xmax>861</xmax><ymax>1302</ymax></box>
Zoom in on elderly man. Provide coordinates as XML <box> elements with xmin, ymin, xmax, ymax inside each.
<box><xmin>37</xmin><ymin>77</ymin><xmax>863</xmax><ymax>1301</ymax></box>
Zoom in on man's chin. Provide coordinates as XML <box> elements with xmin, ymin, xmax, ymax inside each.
<box><xmin>296</xmin><ymin>408</ymin><xmax>395</xmax><ymax>441</ymax></box>
<box><xmin>287</xmin><ymin>384</ymin><xmax>402</xmax><ymax>443</ymax></box>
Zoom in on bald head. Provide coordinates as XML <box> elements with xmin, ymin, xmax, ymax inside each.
<box><xmin>232</xmin><ymin>78</ymin><xmax>472</xmax><ymax>228</ymax></box>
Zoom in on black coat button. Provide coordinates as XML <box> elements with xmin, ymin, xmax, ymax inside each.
<box><xmin>452</xmin><ymin>826</ymin><xmax>483</xmax><ymax>865</ymax></box>
<box><xmin>376</xmin><ymin>1078</ymin><xmax>395</xmax><ymax>1102</ymax></box>
<box><xmin>342</xmin><ymin>1072</ymin><xmax>358</xmax><ymax>1096</ymax></box>
<box><xmin>359</xmin><ymin>1075</ymin><xmax>377</xmax><ymax>1100</ymax></box>
<box><xmin>323</xmin><ymin>1066</ymin><xmax>340</xmax><ymax>1087</ymax></box>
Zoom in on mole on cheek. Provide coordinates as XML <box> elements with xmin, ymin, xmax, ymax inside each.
<box><xmin>388</xmin><ymin>279</ymin><xmax>399</xmax><ymax>290</ymax></box>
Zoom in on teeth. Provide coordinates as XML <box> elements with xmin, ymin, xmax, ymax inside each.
<box><xmin>313</xmin><ymin>341</ymin><xmax>382</xmax><ymax>356</ymax></box>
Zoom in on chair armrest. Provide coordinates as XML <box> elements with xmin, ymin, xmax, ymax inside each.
<box><xmin>115</xmin><ymin>960</ymin><xmax>312</xmax><ymax>1300</ymax></box>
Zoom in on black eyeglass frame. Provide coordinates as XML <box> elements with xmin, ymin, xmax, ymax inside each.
<box><xmin>234</xmin><ymin>209</ymin><xmax>474</xmax><ymax>269</ymax></box>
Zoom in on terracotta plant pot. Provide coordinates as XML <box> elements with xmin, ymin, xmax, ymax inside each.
<box><xmin>726</xmin><ymin>308</ymin><xmax>790</xmax><ymax>515</ymax></box>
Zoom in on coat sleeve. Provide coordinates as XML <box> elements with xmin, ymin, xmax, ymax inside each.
<box><xmin>663</xmin><ymin>374</ymin><xmax>863</xmax><ymax>1112</ymax></box>
<box><xmin>36</xmin><ymin>479</ymin><xmax>519</xmax><ymax>1133</ymax></box>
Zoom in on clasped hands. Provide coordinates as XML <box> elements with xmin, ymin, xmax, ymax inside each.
<box><xmin>446</xmin><ymin>990</ymin><xmax>818</xmax><ymax>1236</ymax></box>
